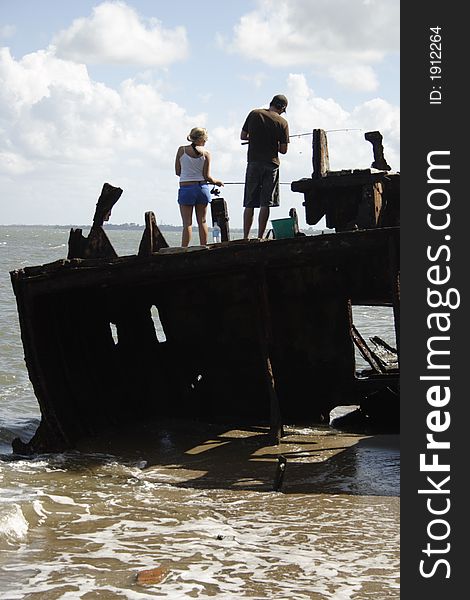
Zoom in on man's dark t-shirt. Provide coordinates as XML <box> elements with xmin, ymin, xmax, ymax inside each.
<box><xmin>242</xmin><ymin>108</ymin><xmax>289</xmax><ymax>166</ymax></box>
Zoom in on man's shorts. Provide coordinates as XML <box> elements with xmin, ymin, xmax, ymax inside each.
<box><xmin>178</xmin><ymin>183</ymin><xmax>211</xmax><ymax>206</ymax></box>
<box><xmin>243</xmin><ymin>162</ymin><xmax>280</xmax><ymax>208</ymax></box>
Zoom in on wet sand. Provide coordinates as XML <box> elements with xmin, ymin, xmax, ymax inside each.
<box><xmin>77</xmin><ymin>419</ymin><xmax>400</xmax><ymax>497</ymax></box>
<box><xmin>1</xmin><ymin>420</ymin><xmax>399</xmax><ymax>599</ymax></box>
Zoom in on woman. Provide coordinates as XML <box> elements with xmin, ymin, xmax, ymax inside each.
<box><xmin>175</xmin><ymin>127</ymin><xmax>224</xmax><ymax>246</ymax></box>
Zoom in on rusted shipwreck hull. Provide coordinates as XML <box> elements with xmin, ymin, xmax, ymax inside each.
<box><xmin>10</xmin><ymin>130</ymin><xmax>400</xmax><ymax>454</ymax></box>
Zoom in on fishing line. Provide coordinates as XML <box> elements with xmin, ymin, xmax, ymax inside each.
<box><xmin>223</xmin><ymin>182</ymin><xmax>291</xmax><ymax>185</ymax></box>
<box><xmin>241</xmin><ymin>128</ymin><xmax>363</xmax><ymax>144</ymax></box>
<box><xmin>229</xmin><ymin>129</ymin><xmax>365</xmax><ymax>184</ymax></box>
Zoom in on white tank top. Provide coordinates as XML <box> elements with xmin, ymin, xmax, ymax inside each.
<box><xmin>179</xmin><ymin>148</ymin><xmax>206</xmax><ymax>182</ymax></box>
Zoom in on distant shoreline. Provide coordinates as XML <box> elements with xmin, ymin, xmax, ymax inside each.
<box><xmin>1</xmin><ymin>223</ymin><xmax>245</xmax><ymax>233</ymax></box>
<box><xmin>1</xmin><ymin>223</ymin><xmax>325</xmax><ymax>234</ymax></box>
<box><xmin>1</xmin><ymin>223</ymin><xmax>172</xmax><ymax>231</ymax></box>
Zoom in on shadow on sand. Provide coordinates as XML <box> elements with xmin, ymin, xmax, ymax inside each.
<box><xmin>71</xmin><ymin>418</ymin><xmax>400</xmax><ymax>497</ymax></box>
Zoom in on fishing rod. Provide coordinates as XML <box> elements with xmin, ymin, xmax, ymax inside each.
<box><xmin>241</xmin><ymin>128</ymin><xmax>363</xmax><ymax>145</ymax></box>
<box><xmin>290</xmin><ymin>128</ymin><xmax>363</xmax><ymax>137</ymax></box>
<box><xmin>211</xmin><ymin>182</ymin><xmax>292</xmax><ymax>189</ymax></box>
<box><xmin>221</xmin><ymin>182</ymin><xmax>291</xmax><ymax>185</ymax></box>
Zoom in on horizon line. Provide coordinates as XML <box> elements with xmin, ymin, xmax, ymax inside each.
<box><xmin>0</xmin><ymin>223</ymin><xmax>325</xmax><ymax>231</ymax></box>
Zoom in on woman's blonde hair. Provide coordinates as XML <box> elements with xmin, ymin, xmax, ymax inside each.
<box><xmin>187</xmin><ymin>127</ymin><xmax>208</xmax><ymax>143</ymax></box>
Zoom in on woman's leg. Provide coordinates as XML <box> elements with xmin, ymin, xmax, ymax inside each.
<box><xmin>180</xmin><ymin>204</ymin><xmax>194</xmax><ymax>247</ymax></box>
<box><xmin>195</xmin><ymin>204</ymin><xmax>208</xmax><ymax>245</ymax></box>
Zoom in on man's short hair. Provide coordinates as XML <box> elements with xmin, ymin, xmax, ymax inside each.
<box><xmin>270</xmin><ymin>94</ymin><xmax>288</xmax><ymax>111</ymax></box>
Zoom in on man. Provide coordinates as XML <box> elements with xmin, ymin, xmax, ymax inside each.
<box><xmin>240</xmin><ymin>94</ymin><xmax>289</xmax><ymax>239</ymax></box>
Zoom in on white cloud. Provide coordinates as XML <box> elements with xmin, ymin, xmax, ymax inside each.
<box><xmin>51</xmin><ymin>1</ymin><xmax>188</xmax><ymax>66</ymax></box>
<box><xmin>244</xmin><ymin>73</ymin><xmax>400</xmax><ymax>226</ymax></box>
<box><xmin>0</xmin><ymin>151</ymin><xmax>34</xmax><ymax>175</ymax></box>
<box><xmin>326</xmin><ymin>65</ymin><xmax>379</xmax><ymax>92</ymax></box>
<box><xmin>0</xmin><ymin>46</ymin><xmax>206</xmax><ymax>225</ymax></box>
<box><xmin>0</xmin><ymin>47</ymin><xmax>91</xmax><ymax>115</ymax></box>
<box><xmin>281</xmin><ymin>73</ymin><xmax>399</xmax><ymax>177</ymax></box>
<box><xmin>226</xmin><ymin>0</ymin><xmax>399</xmax><ymax>91</ymax></box>
<box><xmin>0</xmin><ymin>45</ymin><xmax>398</xmax><ymax>228</ymax></box>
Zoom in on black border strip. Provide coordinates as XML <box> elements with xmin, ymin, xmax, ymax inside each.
<box><xmin>401</xmin><ymin>2</ymin><xmax>466</xmax><ymax>597</ymax></box>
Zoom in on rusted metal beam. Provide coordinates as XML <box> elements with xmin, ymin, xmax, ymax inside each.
<box><xmin>92</xmin><ymin>182</ymin><xmax>123</xmax><ymax>226</ymax></box>
<box><xmin>369</xmin><ymin>336</ymin><xmax>398</xmax><ymax>371</ymax></box>
<box><xmin>350</xmin><ymin>320</ymin><xmax>384</xmax><ymax>374</ymax></box>
<box><xmin>364</xmin><ymin>131</ymin><xmax>391</xmax><ymax>171</ymax></box>
<box><xmin>356</xmin><ymin>182</ymin><xmax>383</xmax><ymax>229</ymax></box>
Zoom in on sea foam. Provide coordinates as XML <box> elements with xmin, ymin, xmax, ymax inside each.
<box><xmin>0</xmin><ymin>503</ymin><xmax>29</xmax><ymax>543</ymax></box>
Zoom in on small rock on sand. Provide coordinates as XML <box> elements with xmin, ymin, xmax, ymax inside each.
<box><xmin>136</xmin><ymin>566</ymin><xmax>169</xmax><ymax>585</ymax></box>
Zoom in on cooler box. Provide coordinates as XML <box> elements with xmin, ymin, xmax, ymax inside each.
<box><xmin>271</xmin><ymin>217</ymin><xmax>295</xmax><ymax>239</ymax></box>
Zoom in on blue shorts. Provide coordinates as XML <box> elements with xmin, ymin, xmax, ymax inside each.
<box><xmin>178</xmin><ymin>183</ymin><xmax>211</xmax><ymax>206</ymax></box>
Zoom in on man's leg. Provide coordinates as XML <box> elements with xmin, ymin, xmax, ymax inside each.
<box><xmin>243</xmin><ymin>162</ymin><xmax>262</xmax><ymax>239</ymax></box>
<box><xmin>243</xmin><ymin>207</ymin><xmax>254</xmax><ymax>239</ymax></box>
<box><xmin>258</xmin><ymin>206</ymin><xmax>270</xmax><ymax>239</ymax></box>
<box><xmin>257</xmin><ymin>164</ymin><xmax>279</xmax><ymax>238</ymax></box>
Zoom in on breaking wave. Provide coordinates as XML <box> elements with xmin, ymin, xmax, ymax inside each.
<box><xmin>0</xmin><ymin>504</ymin><xmax>29</xmax><ymax>544</ymax></box>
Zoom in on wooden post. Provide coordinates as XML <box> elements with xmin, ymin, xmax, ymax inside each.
<box><xmin>67</xmin><ymin>225</ymin><xmax>117</xmax><ymax>259</ymax></box>
<box><xmin>68</xmin><ymin>228</ymin><xmax>85</xmax><ymax>259</ymax></box>
<box><xmin>312</xmin><ymin>129</ymin><xmax>330</xmax><ymax>179</ymax></box>
<box><xmin>67</xmin><ymin>183</ymin><xmax>122</xmax><ymax>259</ymax></box>
<box><xmin>289</xmin><ymin>207</ymin><xmax>300</xmax><ymax>234</ymax></box>
<box><xmin>210</xmin><ymin>197</ymin><xmax>230</xmax><ymax>242</ymax></box>
<box><xmin>388</xmin><ymin>234</ymin><xmax>400</xmax><ymax>364</ymax></box>
<box><xmin>138</xmin><ymin>211</ymin><xmax>169</xmax><ymax>256</ymax></box>
<box><xmin>255</xmin><ymin>268</ymin><xmax>284</xmax><ymax>444</ymax></box>
<box><xmin>273</xmin><ymin>455</ymin><xmax>287</xmax><ymax>491</ymax></box>
<box><xmin>266</xmin><ymin>355</ymin><xmax>283</xmax><ymax>444</ymax></box>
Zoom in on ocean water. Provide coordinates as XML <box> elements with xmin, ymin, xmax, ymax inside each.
<box><xmin>0</xmin><ymin>226</ymin><xmax>399</xmax><ymax>599</ymax></box>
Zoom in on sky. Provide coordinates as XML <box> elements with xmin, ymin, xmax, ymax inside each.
<box><xmin>0</xmin><ymin>0</ymin><xmax>399</xmax><ymax>229</ymax></box>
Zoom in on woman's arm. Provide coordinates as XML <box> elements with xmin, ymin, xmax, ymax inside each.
<box><xmin>202</xmin><ymin>151</ymin><xmax>224</xmax><ymax>187</ymax></box>
<box><xmin>175</xmin><ymin>146</ymin><xmax>183</xmax><ymax>176</ymax></box>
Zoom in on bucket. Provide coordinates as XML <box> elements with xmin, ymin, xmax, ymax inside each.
<box><xmin>271</xmin><ymin>217</ymin><xmax>295</xmax><ymax>239</ymax></box>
